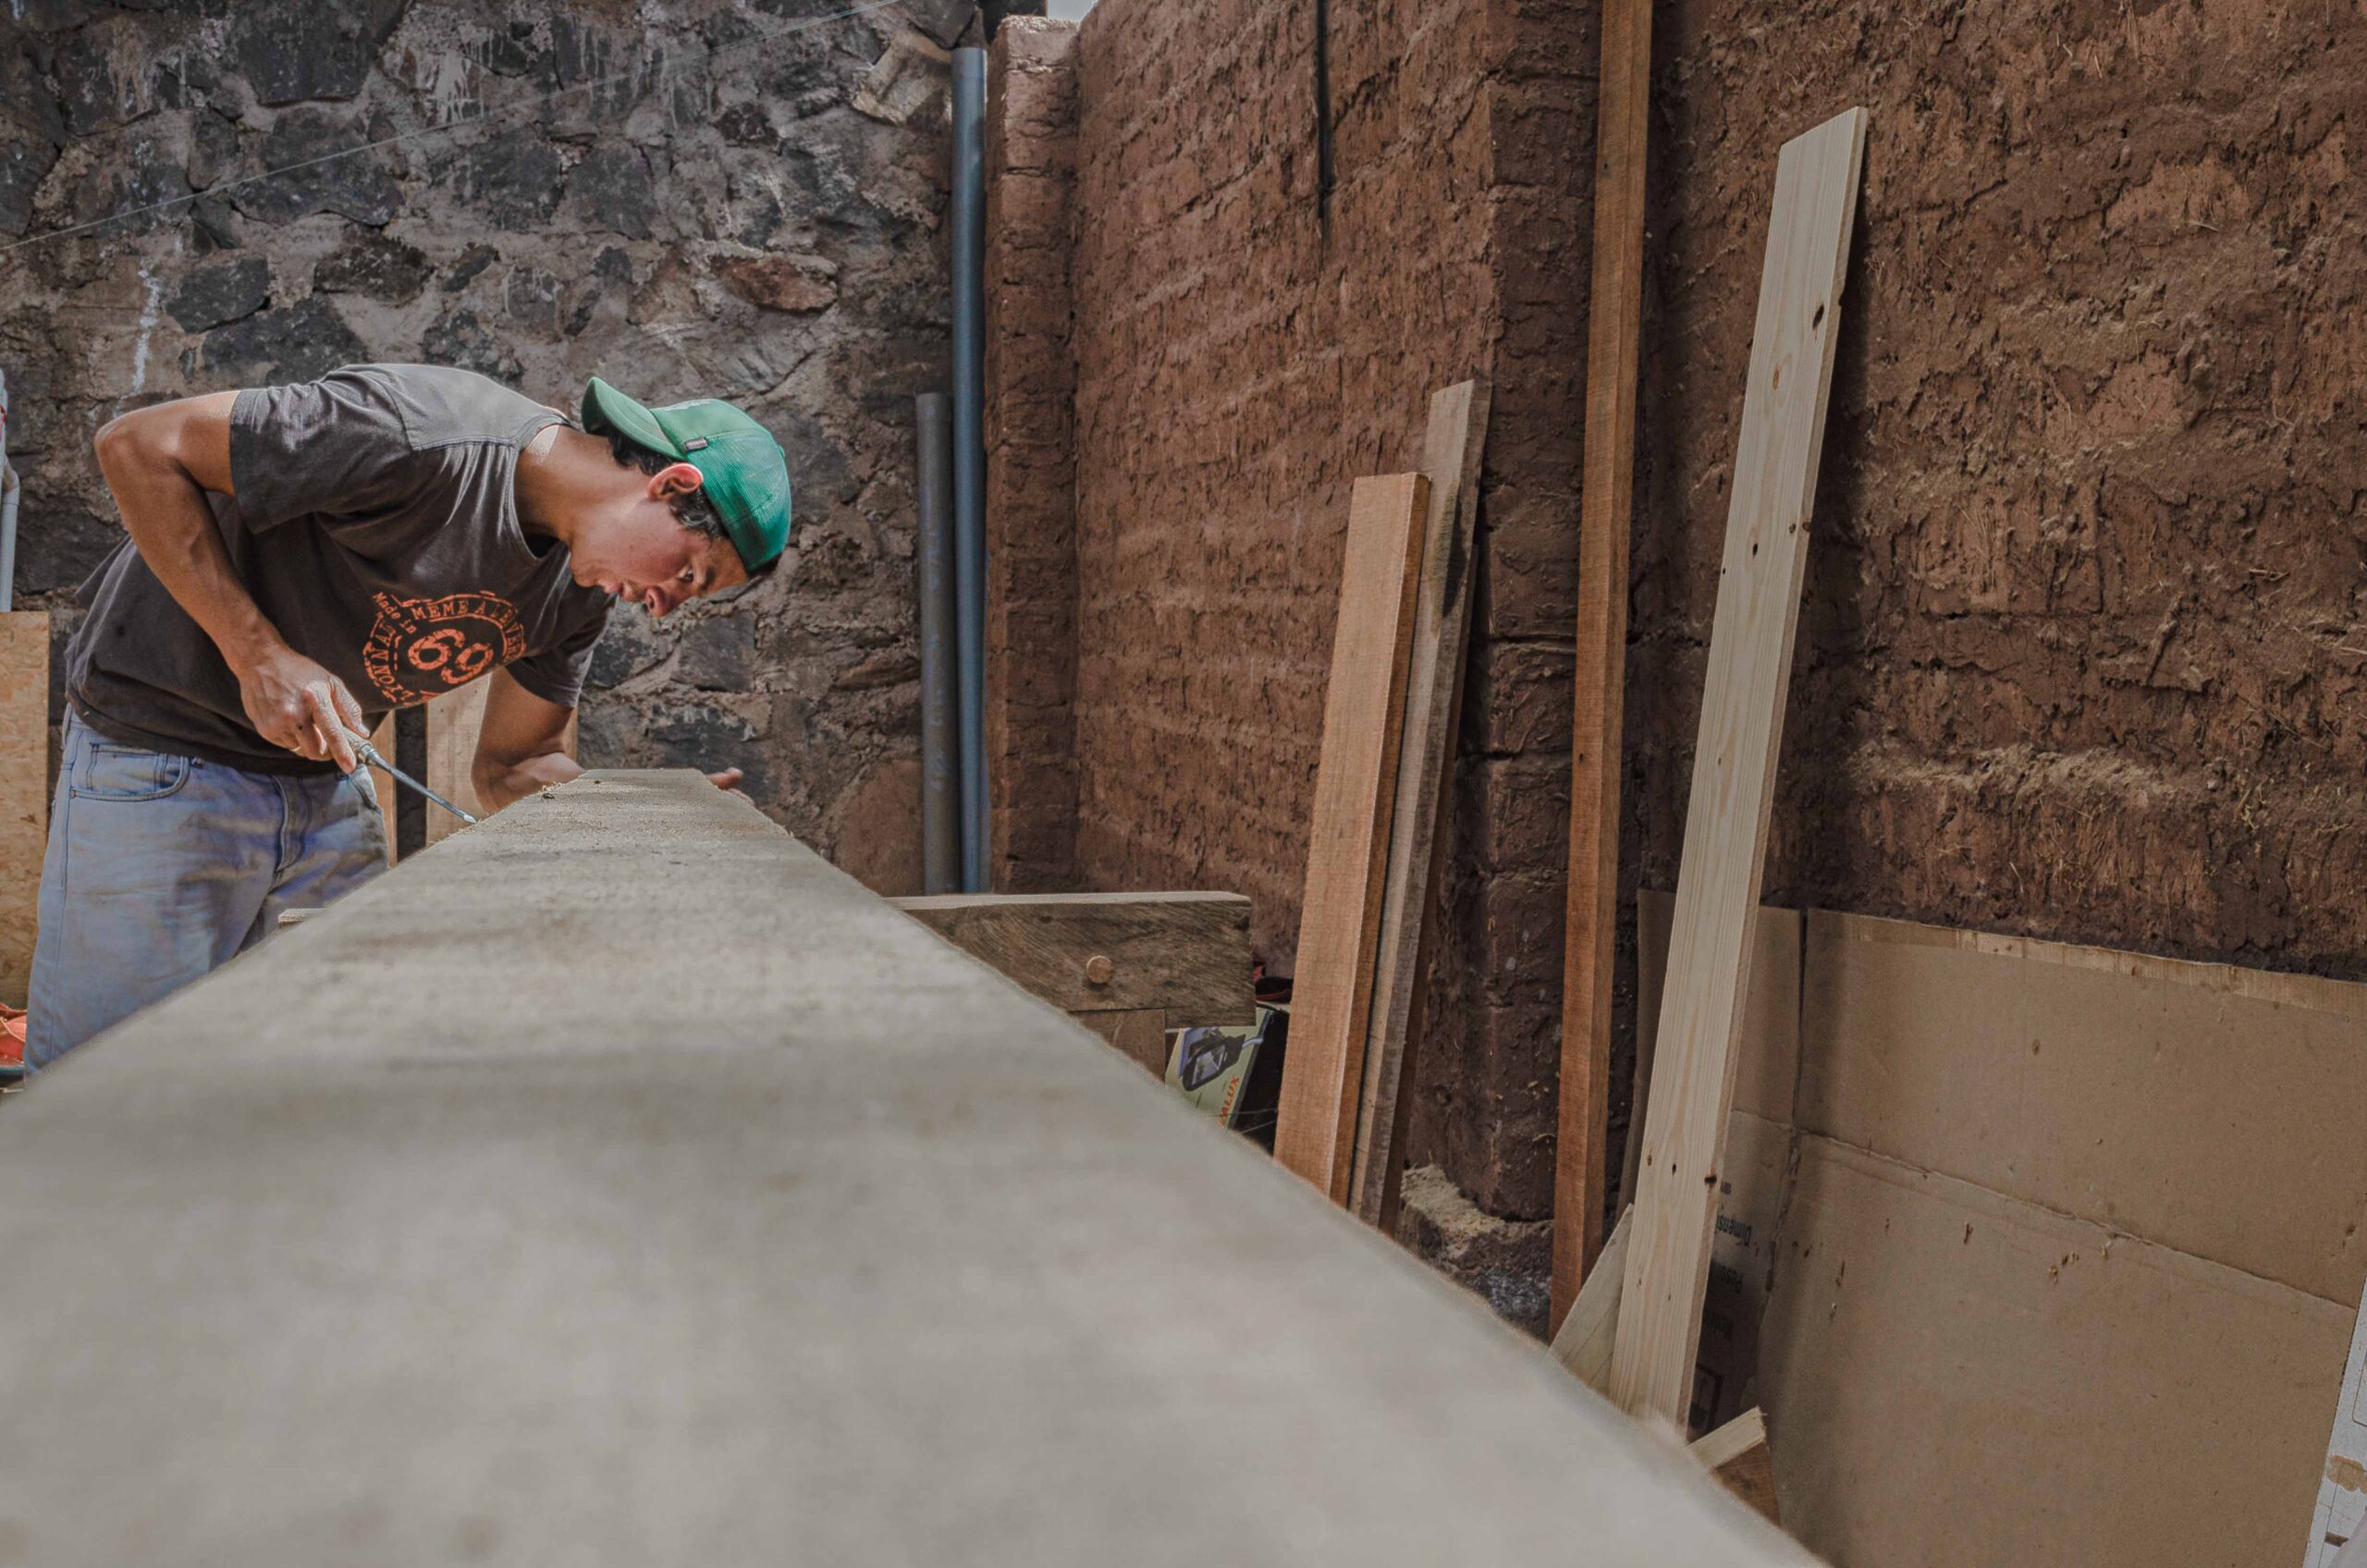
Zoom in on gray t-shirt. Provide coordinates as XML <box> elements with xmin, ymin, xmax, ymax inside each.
<box><xmin>69</xmin><ymin>364</ymin><xmax>610</xmax><ymax>775</ymax></box>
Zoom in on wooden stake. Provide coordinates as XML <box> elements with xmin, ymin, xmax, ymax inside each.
<box><xmin>1606</xmin><ymin>106</ymin><xmax>1867</xmax><ymax>1427</ymax></box>
<box><xmin>1552</xmin><ymin>0</ymin><xmax>1655</xmax><ymax>1334</ymax></box>
<box><xmin>1349</xmin><ymin>381</ymin><xmax>1490</xmax><ymax>1226</ymax></box>
<box><xmin>1690</xmin><ymin>1407</ymin><xmax>1779</xmax><ymax>1525</ymax></box>
<box><xmin>1547</xmin><ymin>1202</ymin><xmax>1630</xmax><ymax>1393</ymax></box>
<box><xmin>1275</xmin><ymin>473</ymin><xmax>1429</xmax><ymax>1202</ymax></box>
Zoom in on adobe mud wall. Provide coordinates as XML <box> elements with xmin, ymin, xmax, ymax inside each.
<box><xmin>995</xmin><ymin>0</ymin><xmax>2367</xmax><ymax>1251</ymax></box>
<box><xmin>1044</xmin><ymin>0</ymin><xmax>1593</xmax><ymax>1219</ymax></box>
<box><xmin>983</xmin><ymin>18</ymin><xmax>1081</xmax><ymax>894</ymax></box>
<box><xmin>0</xmin><ymin>0</ymin><xmax>954</xmax><ymax>891</ymax></box>
<box><xmin>1632</xmin><ymin>1</ymin><xmax>2367</xmax><ymax>977</ymax></box>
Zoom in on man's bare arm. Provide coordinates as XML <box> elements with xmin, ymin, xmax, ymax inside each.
<box><xmin>472</xmin><ymin>669</ymin><xmax>584</xmax><ymax>812</ymax></box>
<box><xmin>472</xmin><ymin>668</ymin><xmax>744</xmax><ymax>814</ymax></box>
<box><xmin>92</xmin><ymin>394</ymin><xmax>366</xmax><ymax>769</ymax></box>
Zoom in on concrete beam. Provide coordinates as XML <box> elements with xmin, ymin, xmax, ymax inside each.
<box><xmin>0</xmin><ymin>772</ymin><xmax>1809</xmax><ymax>1566</ymax></box>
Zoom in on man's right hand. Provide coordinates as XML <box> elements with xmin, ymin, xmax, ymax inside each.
<box><xmin>235</xmin><ymin>644</ymin><xmax>368</xmax><ymax>772</ymax></box>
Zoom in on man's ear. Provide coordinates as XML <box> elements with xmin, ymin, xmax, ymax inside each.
<box><xmin>648</xmin><ymin>461</ymin><xmax>705</xmax><ymax>501</ymax></box>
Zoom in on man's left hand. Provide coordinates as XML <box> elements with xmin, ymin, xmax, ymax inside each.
<box><xmin>707</xmin><ymin>768</ymin><xmax>745</xmax><ymax>796</ymax></box>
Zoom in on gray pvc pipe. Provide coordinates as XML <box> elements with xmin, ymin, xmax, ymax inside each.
<box><xmin>915</xmin><ymin>393</ymin><xmax>958</xmax><ymax>895</ymax></box>
<box><xmin>0</xmin><ymin>364</ymin><xmax>15</xmax><ymax>614</ymax></box>
<box><xmin>951</xmin><ymin>47</ymin><xmax>987</xmax><ymax>894</ymax></box>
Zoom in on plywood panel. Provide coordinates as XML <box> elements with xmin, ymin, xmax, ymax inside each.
<box><xmin>1759</xmin><ymin>1136</ymin><xmax>2344</xmax><ymax>1568</ymax></box>
<box><xmin>1275</xmin><ymin>472</ymin><xmax>1428</xmax><ymax>1203</ymax></box>
<box><xmin>1351</xmin><ymin>382</ymin><xmax>1489</xmax><ymax>1226</ymax></box>
<box><xmin>1610</xmin><ymin>107</ymin><xmax>1867</xmax><ymax>1426</ymax></box>
<box><xmin>1801</xmin><ymin>911</ymin><xmax>2367</xmax><ymax>1306</ymax></box>
<box><xmin>0</xmin><ymin>611</ymin><xmax>47</xmax><ymax>1006</ymax></box>
<box><xmin>1637</xmin><ymin>893</ymin><xmax>2367</xmax><ymax>1560</ymax></box>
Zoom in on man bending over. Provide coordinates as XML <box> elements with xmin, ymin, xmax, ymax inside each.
<box><xmin>28</xmin><ymin>363</ymin><xmax>791</xmax><ymax>1067</ymax></box>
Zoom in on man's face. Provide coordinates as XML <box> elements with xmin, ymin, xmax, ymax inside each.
<box><xmin>572</xmin><ymin>466</ymin><xmax>754</xmax><ymax>617</ymax></box>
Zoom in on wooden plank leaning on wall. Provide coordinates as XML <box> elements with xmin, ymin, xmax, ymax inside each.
<box><xmin>1349</xmin><ymin>381</ymin><xmax>1490</xmax><ymax>1228</ymax></box>
<box><xmin>1606</xmin><ymin>106</ymin><xmax>1867</xmax><ymax>1428</ymax></box>
<box><xmin>0</xmin><ymin>611</ymin><xmax>47</xmax><ymax>1008</ymax></box>
<box><xmin>1553</xmin><ymin>0</ymin><xmax>1656</xmax><ymax>1331</ymax></box>
<box><xmin>1275</xmin><ymin>473</ymin><xmax>1429</xmax><ymax>1202</ymax></box>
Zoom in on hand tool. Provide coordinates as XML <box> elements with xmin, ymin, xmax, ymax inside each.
<box><xmin>342</xmin><ymin>726</ymin><xmax>478</xmax><ymax>826</ymax></box>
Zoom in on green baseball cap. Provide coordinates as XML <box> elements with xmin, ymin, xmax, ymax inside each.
<box><xmin>581</xmin><ymin>377</ymin><xmax>793</xmax><ymax>571</ymax></box>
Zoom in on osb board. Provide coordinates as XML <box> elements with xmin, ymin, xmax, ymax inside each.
<box><xmin>1637</xmin><ymin>893</ymin><xmax>2367</xmax><ymax>1563</ymax></box>
<box><xmin>1757</xmin><ymin>1136</ymin><xmax>2345</xmax><ymax>1568</ymax></box>
<box><xmin>0</xmin><ymin>612</ymin><xmax>47</xmax><ymax>1007</ymax></box>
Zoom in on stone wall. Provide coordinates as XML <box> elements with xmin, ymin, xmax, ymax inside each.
<box><xmin>0</xmin><ymin>0</ymin><xmax>958</xmax><ymax>891</ymax></box>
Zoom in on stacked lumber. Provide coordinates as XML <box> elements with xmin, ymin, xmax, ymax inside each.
<box><xmin>1275</xmin><ymin>381</ymin><xmax>1490</xmax><ymax>1214</ymax></box>
<box><xmin>1273</xmin><ymin>472</ymin><xmax>1429</xmax><ymax>1201</ymax></box>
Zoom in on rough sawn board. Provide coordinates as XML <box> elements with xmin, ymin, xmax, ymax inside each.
<box><xmin>1276</xmin><ymin>472</ymin><xmax>1428</xmax><ymax>1203</ymax></box>
<box><xmin>1349</xmin><ymin>382</ymin><xmax>1489</xmax><ymax>1225</ymax></box>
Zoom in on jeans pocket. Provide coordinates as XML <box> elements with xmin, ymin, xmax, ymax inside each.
<box><xmin>72</xmin><ymin>744</ymin><xmax>194</xmax><ymax>802</ymax></box>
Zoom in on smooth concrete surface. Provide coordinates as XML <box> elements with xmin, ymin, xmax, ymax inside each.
<box><xmin>0</xmin><ymin>772</ymin><xmax>1809</xmax><ymax>1566</ymax></box>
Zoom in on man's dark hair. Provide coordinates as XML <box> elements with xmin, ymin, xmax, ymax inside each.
<box><xmin>606</xmin><ymin>431</ymin><xmax>779</xmax><ymax>579</ymax></box>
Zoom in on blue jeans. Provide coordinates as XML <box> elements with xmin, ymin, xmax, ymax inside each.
<box><xmin>26</xmin><ymin>712</ymin><xmax>388</xmax><ymax>1068</ymax></box>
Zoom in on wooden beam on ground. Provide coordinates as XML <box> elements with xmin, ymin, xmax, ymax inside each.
<box><xmin>0</xmin><ymin>769</ymin><xmax>1821</xmax><ymax>1566</ymax></box>
<box><xmin>892</xmin><ymin>891</ymin><xmax>1251</xmax><ymax>1023</ymax></box>
<box><xmin>1607</xmin><ymin>106</ymin><xmax>1867</xmax><ymax>1427</ymax></box>
<box><xmin>1552</xmin><ymin>0</ymin><xmax>1655</xmax><ymax>1333</ymax></box>
<box><xmin>0</xmin><ymin>611</ymin><xmax>46</xmax><ymax>1007</ymax></box>
<box><xmin>1349</xmin><ymin>381</ymin><xmax>1490</xmax><ymax>1227</ymax></box>
<box><xmin>1691</xmin><ymin>1407</ymin><xmax>1779</xmax><ymax>1525</ymax></box>
<box><xmin>1275</xmin><ymin>472</ymin><xmax>1429</xmax><ymax>1203</ymax></box>
<box><xmin>1548</xmin><ymin>1202</ymin><xmax>1630</xmax><ymax>1393</ymax></box>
